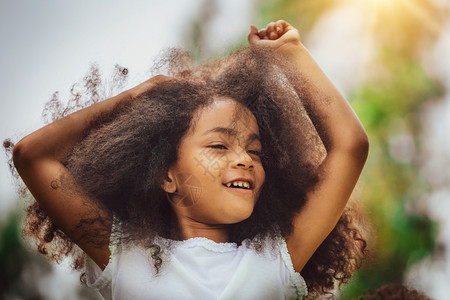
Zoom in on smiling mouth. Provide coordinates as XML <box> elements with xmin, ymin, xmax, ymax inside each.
<box><xmin>222</xmin><ymin>184</ymin><xmax>253</xmax><ymax>194</ymax></box>
<box><xmin>222</xmin><ymin>184</ymin><xmax>251</xmax><ymax>189</ymax></box>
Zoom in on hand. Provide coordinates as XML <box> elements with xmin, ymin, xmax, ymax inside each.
<box><xmin>127</xmin><ymin>75</ymin><xmax>172</xmax><ymax>99</ymax></box>
<box><xmin>247</xmin><ymin>20</ymin><xmax>302</xmax><ymax>57</ymax></box>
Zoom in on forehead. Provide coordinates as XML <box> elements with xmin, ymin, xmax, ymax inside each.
<box><xmin>190</xmin><ymin>97</ymin><xmax>259</xmax><ymax>138</ymax></box>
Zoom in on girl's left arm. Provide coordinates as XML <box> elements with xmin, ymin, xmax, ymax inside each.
<box><xmin>248</xmin><ymin>21</ymin><xmax>369</xmax><ymax>272</ymax></box>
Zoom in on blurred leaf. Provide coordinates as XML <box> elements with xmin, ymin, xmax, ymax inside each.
<box><xmin>257</xmin><ymin>0</ymin><xmax>339</xmax><ymax>34</ymax></box>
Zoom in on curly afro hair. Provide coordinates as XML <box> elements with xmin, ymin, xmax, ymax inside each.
<box><xmin>4</xmin><ymin>46</ymin><xmax>368</xmax><ymax>297</ymax></box>
<box><xmin>359</xmin><ymin>283</ymin><xmax>429</xmax><ymax>300</ymax></box>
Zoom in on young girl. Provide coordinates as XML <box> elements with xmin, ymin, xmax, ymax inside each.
<box><xmin>9</xmin><ymin>20</ymin><xmax>368</xmax><ymax>299</ymax></box>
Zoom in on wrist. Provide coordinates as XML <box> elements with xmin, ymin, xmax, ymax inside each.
<box><xmin>125</xmin><ymin>88</ymin><xmax>140</xmax><ymax>100</ymax></box>
<box><xmin>127</xmin><ymin>75</ymin><xmax>171</xmax><ymax>99</ymax></box>
<box><xmin>276</xmin><ymin>42</ymin><xmax>307</xmax><ymax>61</ymax></box>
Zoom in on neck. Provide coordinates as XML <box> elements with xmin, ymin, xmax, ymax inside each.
<box><xmin>176</xmin><ymin>216</ymin><xmax>230</xmax><ymax>243</ymax></box>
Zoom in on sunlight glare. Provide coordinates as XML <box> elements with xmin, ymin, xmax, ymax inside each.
<box><xmin>365</xmin><ymin>0</ymin><xmax>401</xmax><ymax>12</ymax></box>
<box><xmin>343</xmin><ymin>0</ymin><xmax>443</xmax><ymax>51</ymax></box>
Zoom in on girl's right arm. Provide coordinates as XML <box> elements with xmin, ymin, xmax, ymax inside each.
<box><xmin>13</xmin><ymin>75</ymin><xmax>168</xmax><ymax>270</ymax></box>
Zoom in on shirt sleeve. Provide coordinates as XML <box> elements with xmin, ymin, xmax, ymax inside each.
<box><xmin>84</xmin><ymin>215</ymin><xmax>118</xmax><ymax>300</ymax></box>
<box><xmin>84</xmin><ymin>253</ymin><xmax>113</xmax><ymax>300</ymax></box>
<box><xmin>278</xmin><ymin>236</ymin><xmax>308</xmax><ymax>299</ymax></box>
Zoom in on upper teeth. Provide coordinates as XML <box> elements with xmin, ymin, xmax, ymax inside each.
<box><xmin>226</xmin><ymin>181</ymin><xmax>250</xmax><ymax>189</ymax></box>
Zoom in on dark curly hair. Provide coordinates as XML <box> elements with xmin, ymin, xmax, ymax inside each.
<box><xmin>359</xmin><ymin>283</ymin><xmax>429</xmax><ymax>300</ymax></box>
<box><xmin>4</xmin><ymin>46</ymin><xmax>368</xmax><ymax>297</ymax></box>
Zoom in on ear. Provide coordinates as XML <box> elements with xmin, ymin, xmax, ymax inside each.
<box><xmin>161</xmin><ymin>170</ymin><xmax>177</xmax><ymax>193</ymax></box>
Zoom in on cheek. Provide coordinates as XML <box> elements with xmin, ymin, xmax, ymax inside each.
<box><xmin>255</xmin><ymin>171</ymin><xmax>266</xmax><ymax>201</ymax></box>
<box><xmin>260</xmin><ymin>169</ymin><xmax>266</xmax><ymax>184</ymax></box>
<box><xmin>257</xmin><ymin>166</ymin><xmax>266</xmax><ymax>189</ymax></box>
<box><xmin>193</xmin><ymin>151</ymin><xmax>231</xmax><ymax>183</ymax></box>
<box><xmin>254</xmin><ymin>158</ymin><xmax>265</xmax><ymax>178</ymax></box>
<box><xmin>170</xmin><ymin>172</ymin><xmax>203</xmax><ymax>208</ymax></box>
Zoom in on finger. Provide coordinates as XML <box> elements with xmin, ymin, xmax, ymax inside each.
<box><xmin>258</xmin><ymin>29</ymin><xmax>269</xmax><ymax>40</ymax></box>
<box><xmin>248</xmin><ymin>25</ymin><xmax>260</xmax><ymax>44</ymax></box>
<box><xmin>275</xmin><ymin>20</ymin><xmax>285</xmax><ymax>34</ymax></box>
<box><xmin>266</xmin><ymin>22</ymin><xmax>278</xmax><ymax>40</ymax></box>
<box><xmin>276</xmin><ymin>20</ymin><xmax>295</xmax><ymax>35</ymax></box>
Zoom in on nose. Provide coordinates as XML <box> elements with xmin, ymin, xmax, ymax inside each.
<box><xmin>230</xmin><ymin>150</ymin><xmax>254</xmax><ymax>170</ymax></box>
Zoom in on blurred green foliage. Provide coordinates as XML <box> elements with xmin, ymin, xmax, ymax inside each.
<box><xmin>0</xmin><ymin>214</ymin><xmax>23</xmax><ymax>293</ymax></box>
<box><xmin>0</xmin><ymin>209</ymin><xmax>102</xmax><ymax>300</ymax></box>
<box><xmin>0</xmin><ymin>212</ymin><xmax>49</xmax><ymax>299</ymax></box>
<box><xmin>255</xmin><ymin>0</ymin><xmax>444</xmax><ymax>298</ymax></box>
<box><xmin>342</xmin><ymin>48</ymin><xmax>440</xmax><ymax>299</ymax></box>
<box><xmin>257</xmin><ymin>0</ymin><xmax>339</xmax><ymax>35</ymax></box>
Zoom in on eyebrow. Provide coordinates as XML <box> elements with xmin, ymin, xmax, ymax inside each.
<box><xmin>202</xmin><ymin>126</ymin><xmax>261</xmax><ymax>143</ymax></box>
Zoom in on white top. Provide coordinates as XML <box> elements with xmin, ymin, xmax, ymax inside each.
<box><xmin>85</xmin><ymin>235</ymin><xmax>308</xmax><ymax>300</ymax></box>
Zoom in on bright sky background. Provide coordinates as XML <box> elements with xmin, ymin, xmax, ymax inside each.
<box><xmin>0</xmin><ymin>0</ymin><xmax>254</xmax><ymax>219</ymax></box>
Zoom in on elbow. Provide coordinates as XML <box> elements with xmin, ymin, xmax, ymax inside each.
<box><xmin>12</xmin><ymin>140</ymin><xmax>28</xmax><ymax>171</ymax></box>
<box><xmin>358</xmin><ymin>132</ymin><xmax>369</xmax><ymax>162</ymax></box>
<box><xmin>330</xmin><ymin>128</ymin><xmax>369</xmax><ymax>163</ymax></box>
<box><xmin>349</xmin><ymin>129</ymin><xmax>369</xmax><ymax>163</ymax></box>
<box><xmin>12</xmin><ymin>139</ymin><xmax>39</xmax><ymax>172</ymax></box>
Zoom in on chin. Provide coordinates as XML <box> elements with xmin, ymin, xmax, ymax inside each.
<box><xmin>224</xmin><ymin>208</ymin><xmax>254</xmax><ymax>224</ymax></box>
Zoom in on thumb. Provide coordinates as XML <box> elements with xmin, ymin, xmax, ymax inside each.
<box><xmin>247</xmin><ymin>25</ymin><xmax>260</xmax><ymax>44</ymax></box>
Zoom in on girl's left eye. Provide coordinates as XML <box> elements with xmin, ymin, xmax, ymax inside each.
<box><xmin>209</xmin><ymin>145</ymin><xmax>261</xmax><ymax>156</ymax></box>
<box><xmin>209</xmin><ymin>144</ymin><xmax>227</xmax><ymax>150</ymax></box>
<box><xmin>248</xmin><ymin>150</ymin><xmax>261</xmax><ymax>156</ymax></box>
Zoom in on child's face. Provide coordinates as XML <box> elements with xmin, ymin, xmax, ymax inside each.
<box><xmin>165</xmin><ymin>97</ymin><xmax>265</xmax><ymax>225</ymax></box>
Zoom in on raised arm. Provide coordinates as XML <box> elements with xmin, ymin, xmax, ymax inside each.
<box><xmin>248</xmin><ymin>21</ymin><xmax>369</xmax><ymax>272</ymax></box>
<box><xmin>13</xmin><ymin>75</ymin><xmax>168</xmax><ymax>270</ymax></box>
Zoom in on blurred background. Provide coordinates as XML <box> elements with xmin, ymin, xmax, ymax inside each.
<box><xmin>1</xmin><ymin>0</ymin><xmax>449</xmax><ymax>299</ymax></box>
